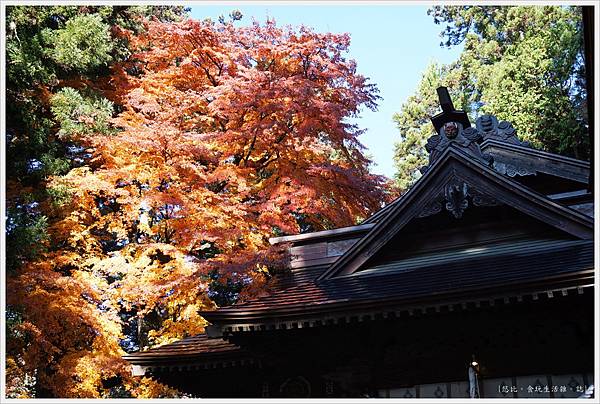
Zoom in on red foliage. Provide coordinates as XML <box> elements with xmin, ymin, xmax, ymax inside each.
<box><xmin>8</xmin><ymin>17</ymin><xmax>396</xmax><ymax>397</ymax></box>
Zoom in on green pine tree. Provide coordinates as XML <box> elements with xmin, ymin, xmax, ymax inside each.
<box><xmin>393</xmin><ymin>6</ymin><xmax>588</xmax><ymax>190</ymax></box>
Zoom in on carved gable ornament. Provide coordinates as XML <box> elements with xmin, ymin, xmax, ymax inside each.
<box><xmin>417</xmin><ymin>177</ymin><xmax>502</xmax><ymax>219</ymax></box>
<box><xmin>422</xmin><ymin>87</ymin><xmax>493</xmax><ymax>174</ymax></box>
<box><xmin>475</xmin><ymin>114</ymin><xmax>537</xmax><ymax>177</ymax></box>
<box><xmin>416</xmin><ymin>87</ymin><xmax>540</xmax><ymax>218</ymax></box>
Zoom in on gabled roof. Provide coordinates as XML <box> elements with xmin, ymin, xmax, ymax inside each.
<box><xmin>125</xmin><ymin>107</ymin><xmax>595</xmax><ymax>374</ymax></box>
<box><xmin>199</xmin><ymin>120</ymin><xmax>594</xmax><ymax>331</ymax></box>
<box><xmin>316</xmin><ymin>145</ymin><xmax>593</xmax><ymax>281</ymax></box>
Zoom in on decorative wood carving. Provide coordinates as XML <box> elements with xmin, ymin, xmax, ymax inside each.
<box><xmin>444</xmin><ymin>180</ymin><xmax>469</xmax><ymax>218</ymax></box>
<box><xmin>417</xmin><ymin>179</ymin><xmax>500</xmax><ymax>219</ymax></box>
<box><xmin>481</xmin><ymin>141</ymin><xmax>589</xmax><ymax>184</ymax></box>
<box><xmin>417</xmin><ymin>200</ymin><xmax>443</xmax><ymax>218</ymax></box>
<box><xmin>471</xmin><ymin>188</ymin><xmax>501</xmax><ymax>207</ymax></box>
<box><xmin>492</xmin><ymin>161</ymin><xmax>536</xmax><ymax>177</ymax></box>
<box><xmin>280</xmin><ymin>376</ymin><xmax>311</xmax><ymax>397</ymax></box>
<box><xmin>423</xmin><ymin>113</ymin><xmax>538</xmax><ymax>178</ymax></box>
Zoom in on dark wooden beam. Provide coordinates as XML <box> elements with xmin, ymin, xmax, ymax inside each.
<box><xmin>269</xmin><ymin>223</ymin><xmax>374</xmax><ymax>245</ymax></box>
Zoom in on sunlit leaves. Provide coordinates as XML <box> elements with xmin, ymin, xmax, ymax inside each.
<box><xmin>43</xmin><ymin>14</ymin><xmax>113</xmax><ymax>71</ymax></box>
<box><xmin>6</xmin><ymin>5</ymin><xmax>189</xmax><ymax>398</ymax></box>
<box><xmin>51</xmin><ymin>87</ymin><xmax>115</xmax><ymax>140</ymax></box>
<box><xmin>7</xmin><ymin>11</ymin><xmax>395</xmax><ymax>398</ymax></box>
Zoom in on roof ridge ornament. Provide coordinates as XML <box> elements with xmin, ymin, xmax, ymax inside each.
<box><xmin>475</xmin><ymin>114</ymin><xmax>530</xmax><ymax>147</ymax></box>
<box><xmin>421</xmin><ymin>87</ymin><xmax>493</xmax><ymax>173</ymax></box>
<box><xmin>430</xmin><ymin>86</ymin><xmax>471</xmax><ymax>133</ymax></box>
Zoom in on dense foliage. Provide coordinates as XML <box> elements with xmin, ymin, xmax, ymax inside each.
<box><xmin>5</xmin><ymin>6</ymin><xmax>392</xmax><ymax>398</ymax></box>
<box><xmin>5</xmin><ymin>6</ymin><xmax>189</xmax><ymax>398</ymax></box>
<box><xmin>393</xmin><ymin>6</ymin><xmax>589</xmax><ymax>190</ymax></box>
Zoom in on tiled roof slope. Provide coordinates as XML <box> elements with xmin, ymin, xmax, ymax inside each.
<box><xmin>123</xmin><ymin>334</ymin><xmax>245</xmax><ymax>366</ymax></box>
<box><xmin>202</xmin><ymin>239</ymin><xmax>594</xmax><ymax>325</ymax></box>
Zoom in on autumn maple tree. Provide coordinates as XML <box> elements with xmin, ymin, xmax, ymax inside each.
<box><xmin>6</xmin><ymin>12</ymin><xmax>393</xmax><ymax>398</ymax></box>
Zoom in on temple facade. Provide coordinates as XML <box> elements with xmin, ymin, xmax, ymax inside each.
<box><xmin>124</xmin><ymin>90</ymin><xmax>595</xmax><ymax>398</ymax></box>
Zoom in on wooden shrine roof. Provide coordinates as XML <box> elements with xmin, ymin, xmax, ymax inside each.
<box><xmin>123</xmin><ymin>333</ymin><xmax>248</xmax><ymax>367</ymax></box>
<box><xmin>201</xmin><ymin>238</ymin><xmax>593</xmax><ymax>331</ymax></box>
<box><xmin>125</xmin><ymin>238</ymin><xmax>593</xmax><ymax>369</ymax></box>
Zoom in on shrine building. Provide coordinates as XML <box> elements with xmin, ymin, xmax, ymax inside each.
<box><xmin>124</xmin><ymin>88</ymin><xmax>595</xmax><ymax>398</ymax></box>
